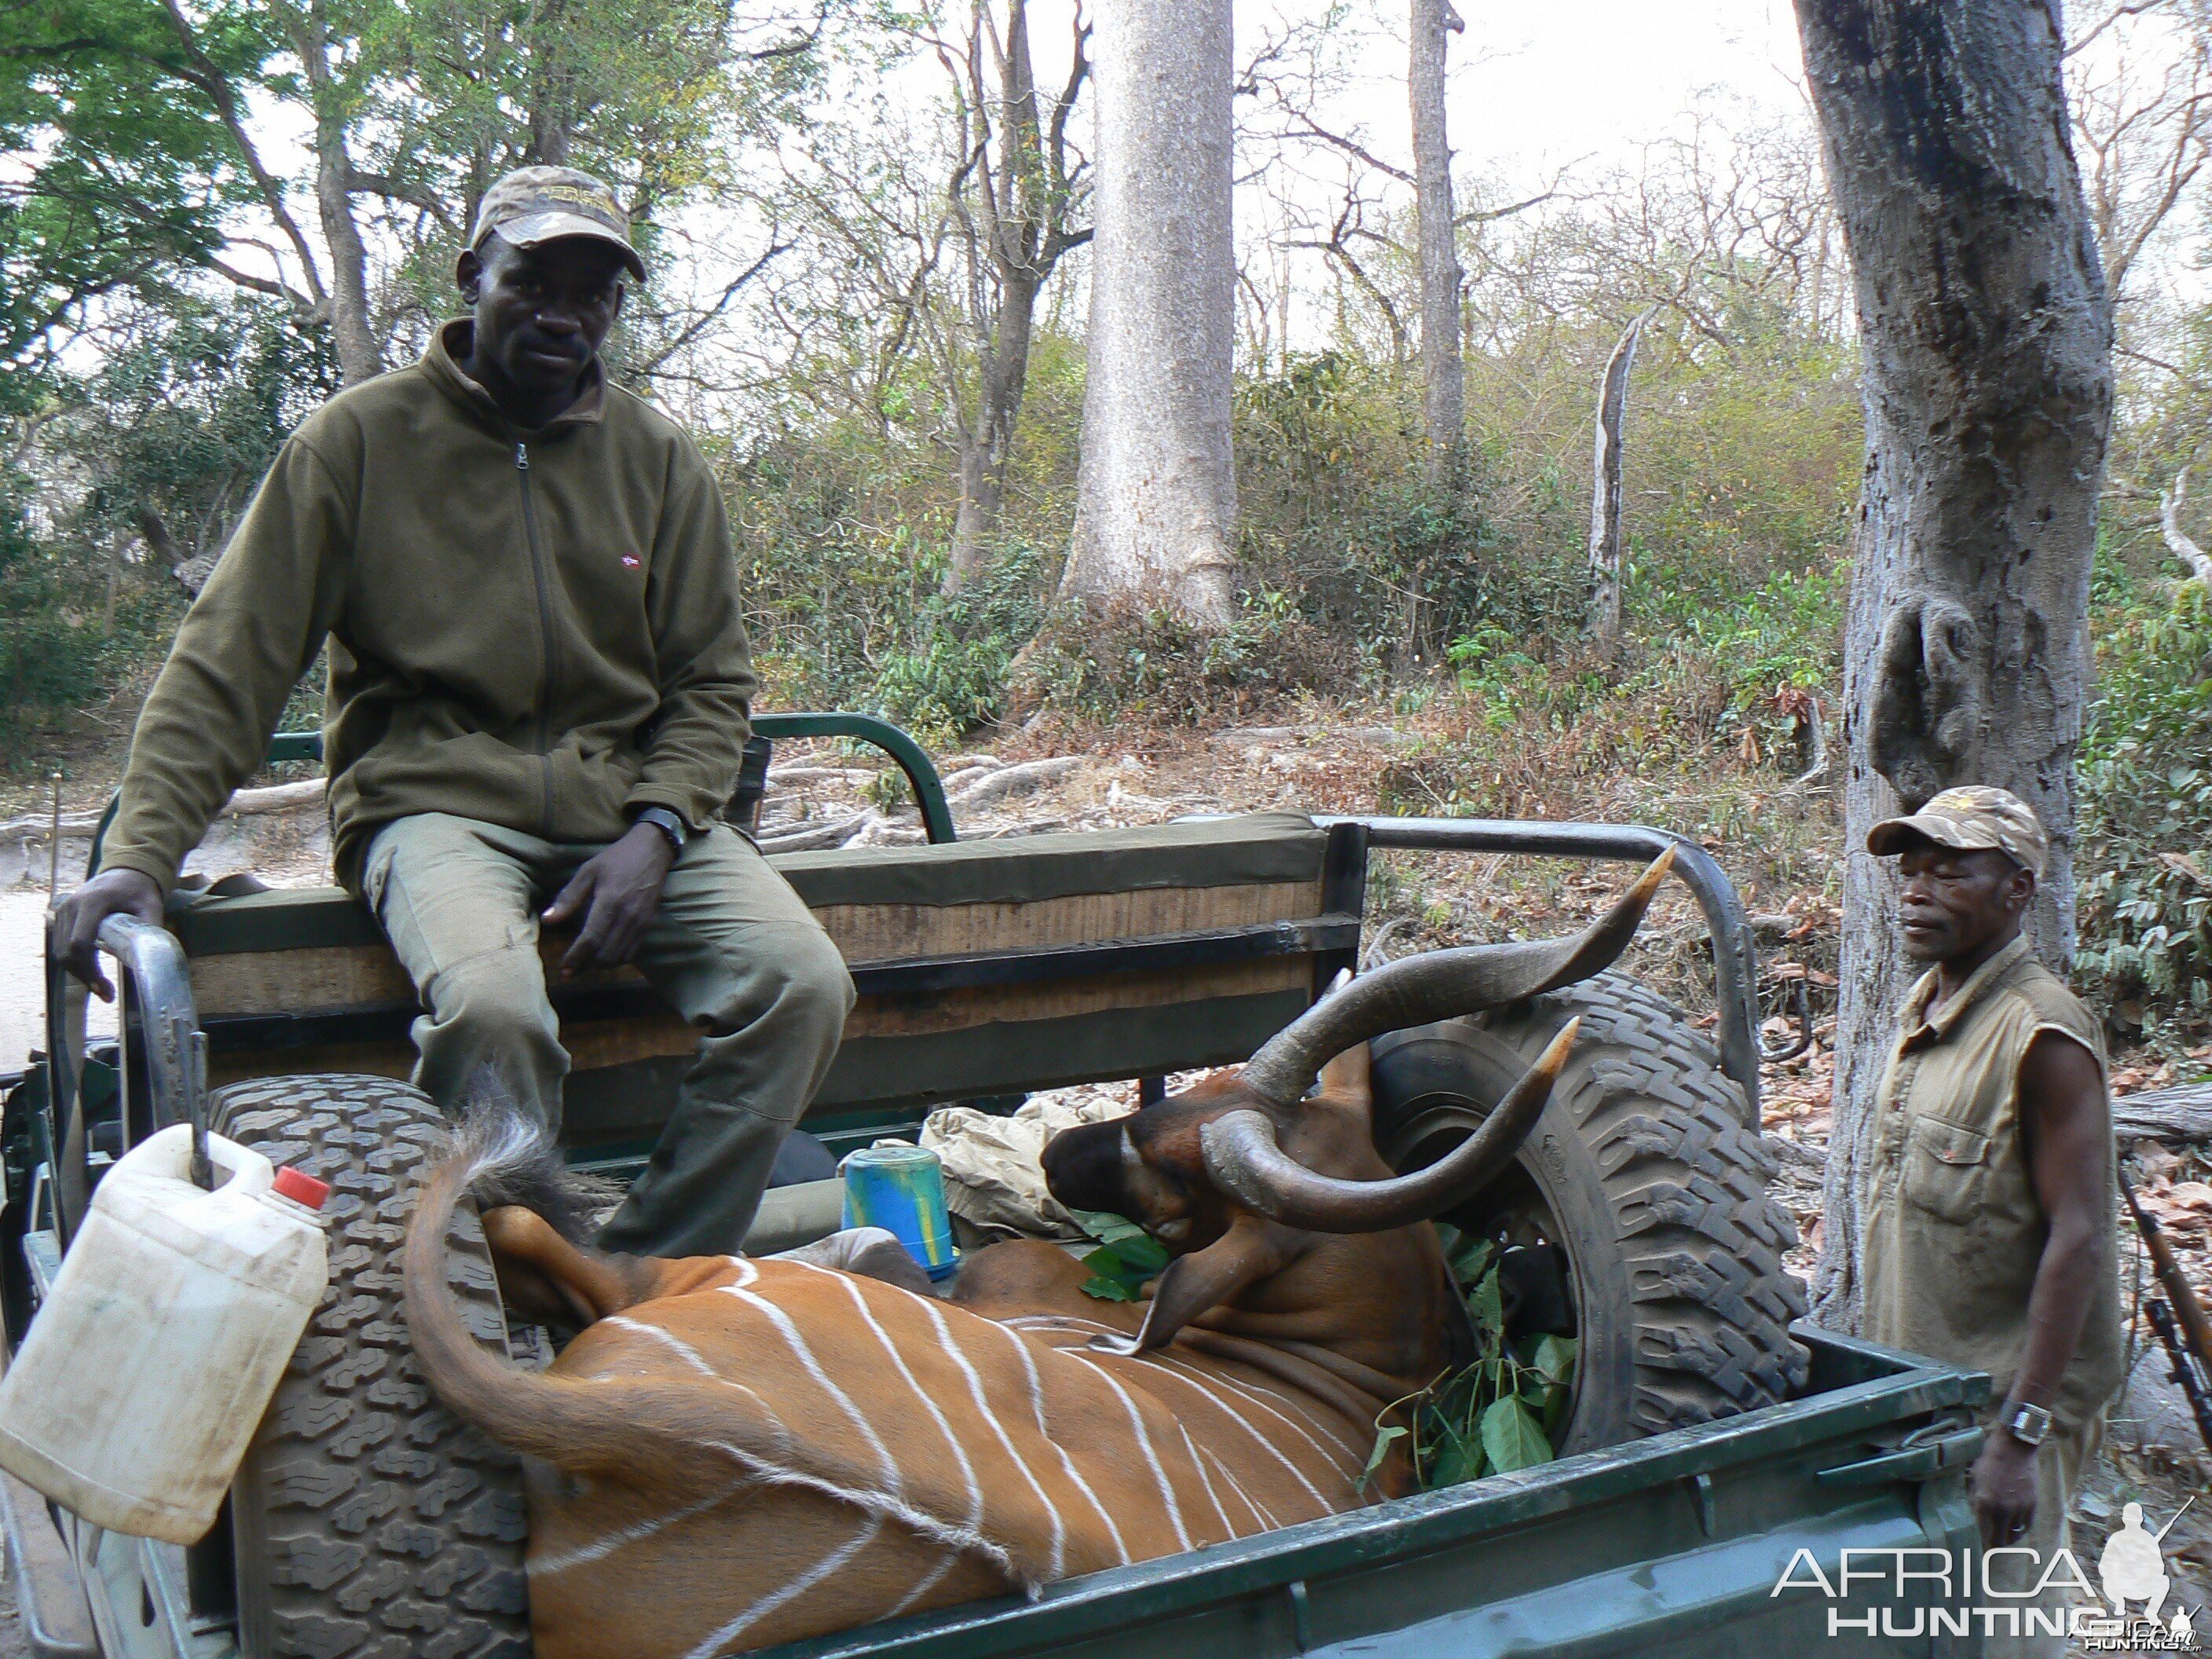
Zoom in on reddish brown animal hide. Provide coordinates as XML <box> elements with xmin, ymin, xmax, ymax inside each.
<box><xmin>405</xmin><ymin>1063</ymin><xmax>1454</xmax><ymax>1658</ymax></box>
<box><xmin>401</xmin><ymin>855</ymin><xmax>1668</xmax><ymax>1658</ymax></box>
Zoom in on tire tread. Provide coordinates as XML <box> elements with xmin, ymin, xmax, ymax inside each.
<box><xmin>214</xmin><ymin>1075</ymin><xmax>530</xmax><ymax>1659</ymax></box>
<box><xmin>1477</xmin><ymin>972</ymin><xmax>1810</xmax><ymax>1435</ymax></box>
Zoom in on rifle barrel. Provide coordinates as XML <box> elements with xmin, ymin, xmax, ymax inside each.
<box><xmin>2123</xmin><ymin>1171</ymin><xmax>2212</xmax><ymax>1455</ymax></box>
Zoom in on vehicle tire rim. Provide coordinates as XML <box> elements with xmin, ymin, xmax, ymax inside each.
<box><xmin>1379</xmin><ymin>1097</ymin><xmax>1595</xmax><ymax>1452</ymax></box>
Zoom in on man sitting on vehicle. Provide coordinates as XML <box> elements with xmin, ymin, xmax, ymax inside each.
<box><xmin>52</xmin><ymin>166</ymin><xmax>853</xmax><ymax>1258</ymax></box>
<box><xmin>1859</xmin><ymin>786</ymin><xmax>2124</xmax><ymax>1658</ymax></box>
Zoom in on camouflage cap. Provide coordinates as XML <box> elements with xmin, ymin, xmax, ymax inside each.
<box><xmin>469</xmin><ymin>166</ymin><xmax>644</xmax><ymax>282</ymax></box>
<box><xmin>1866</xmin><ymin>786</ymin><xmax>2049</xmax><ymax>881</ymax></box>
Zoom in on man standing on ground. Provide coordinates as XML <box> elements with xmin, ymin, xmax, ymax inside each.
<box><xmin>1860</xmin><ymin>786</ymin><xmax>2126</xmax><ymax>1656</ymax></box>
<box><xmin>51</xmin><ymin>167</ymin><xmax>853</xmax><ymax>1258</ymax></box>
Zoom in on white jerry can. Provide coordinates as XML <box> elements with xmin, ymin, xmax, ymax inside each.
<box><xmin>0</xmin><ymin>1122</ymin><xmax>331</xmax><ymax>1544</ymax></box>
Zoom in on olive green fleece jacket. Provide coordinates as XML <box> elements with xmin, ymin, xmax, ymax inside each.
<box><xmin>101</xmin><ymin>320</ymin><xmax>756</xmax><ymax>893</ymax></box>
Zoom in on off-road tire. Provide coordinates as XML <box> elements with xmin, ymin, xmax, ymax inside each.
<box><xmin>1369</xmin><ymin>971</ymin><xmax>1810</xmax><ymax>1453</ymax></box>
<box><xmin>214</xmin><ymin>1075</ymin><xmax>530</xmax><ymax>1659</ymax></box>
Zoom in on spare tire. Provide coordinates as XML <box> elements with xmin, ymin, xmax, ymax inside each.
<box><xmin>212</xmin><ymin>1074</ymin><xmax>531</xmax><ymax>1659</ymax></box>
<box><xmin>1369</xmin><ymin>970</ymin><xmax>1809</xmax><ymax>1453</ymax></box>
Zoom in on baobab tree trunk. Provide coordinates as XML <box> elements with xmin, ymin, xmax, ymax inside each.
<box><xmin>1410</xmin><ymin>0</ymin><xmax>1464</xmax><ymax>488</ymax></box>
<box><xmin>1584</xmin><ymin>308</ymin><xmax>1650</xmax><ymax>645</ymax></box>
<box><xmin>1794</xmin><ymin>0</ymin><xmax>2114</xmax><ymax>1332</ymax></box>
<box><xmin>1057</xmin><ymin>0</ymin><xmax>1236</xmax><ymax>626</ymax></box>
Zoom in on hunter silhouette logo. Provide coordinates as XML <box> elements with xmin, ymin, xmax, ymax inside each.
<box><xmin>1771</xmin><ymin>1493</ymin><xmax>2201</xmax><ymax>1647</ymax></box>
<box><xmin>2083</xmin><ymin>1498</ymin><xmax>2199</xmax><ymax>1650</ymax></box>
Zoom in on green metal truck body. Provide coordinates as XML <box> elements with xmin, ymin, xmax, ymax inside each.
<box><xmin>0</xmin><ymin>717</ymin><xmax>1987</xmax><ymax>1658</ymax></box>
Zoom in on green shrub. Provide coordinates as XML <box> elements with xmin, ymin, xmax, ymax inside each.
<box><xmin>865</xmin><ymin>544</ymin><xmax>1049</xmax><ymax>742</ymax></box>
<box><xmin>1016</xmin><ymin>591</ymin><xmax>1346</xmax><ymax>725</ymax></box>
<box><xmin>2077</xmin><ymin>583</ymin><xmax>2212</xmax><ymax>1041</ymax></box>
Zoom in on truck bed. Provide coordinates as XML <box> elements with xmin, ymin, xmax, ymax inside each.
<box><xmin>2</xmin><ymin>1330</ymin><xmax>1987</xmax><ymax>1659</ymax></box>
<box><xmin>745</xmin><ymin>1331</ymin><xmax>1985</xmax><ymax>1659</ymax></box>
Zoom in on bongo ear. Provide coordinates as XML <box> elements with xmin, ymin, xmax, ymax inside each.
<box><xmin>1092</xmin><ymin>1213</ymin><xmax>1305</xmax><ymax>1355</ymax></box>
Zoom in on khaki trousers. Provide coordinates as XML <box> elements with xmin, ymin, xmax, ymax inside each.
<box><xmin>363</xmin><ymin>813</ymin><xmax>854</xmax><ymax>1257</ymax></box>
<box><xmin>1979</xmin><ymin>1412</ymin><xmax>2101</xmax><ymax>1659</ymax></box>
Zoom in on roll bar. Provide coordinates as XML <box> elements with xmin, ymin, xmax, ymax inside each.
<box><xmin>1315</xmin><ymin>815</ymin><xmax>1763</xmax><ymax>1122</ymax></box>
<box><xmin>84</xmin><ymin>712</ymin><xmax>960</xmax><ymax>877</ymax></box>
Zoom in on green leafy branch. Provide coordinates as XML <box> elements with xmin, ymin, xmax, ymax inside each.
<box><xmin>1358</xmin><ymin>1229</ymin><xmax>1577</xmax><ymax>1494</ymax></box>
<box><xmin>1070</xmin><ymin>1208</ymin><xmax>1170</xmax><ymax>1302</ymax></box>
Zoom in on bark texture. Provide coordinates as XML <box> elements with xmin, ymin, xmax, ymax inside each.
<box><xmin>1796</xmin><ymin>0</ymin><xmax>2114</xmax><ymax>1330</ymax></box>
<box><xmin>1410</xmin><ymin>0</ymin><xmax>1465</xmax><ymax>486</ymax></box>
<box><xmin>1059</xmin><ymin>0</ymin><xmax>1236</xmax><ymax>625</ymax></box>
<box><xmin>1584</xmin><ymin>308</ymin><xmax>1650</xmax><ymax>644</ymax></box>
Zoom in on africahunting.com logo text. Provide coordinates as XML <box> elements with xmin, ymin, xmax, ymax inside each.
<box><xmin>1771</xmin><ymin>1500</ymin><xmax>2199</xmax><ymax>1650</ymax></box>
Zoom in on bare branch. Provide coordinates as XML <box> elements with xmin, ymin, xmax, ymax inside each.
<box><xmin>2160</xmin><ymin>467</ymin><xmax>2212</xmax><ymax>582</ymax></box>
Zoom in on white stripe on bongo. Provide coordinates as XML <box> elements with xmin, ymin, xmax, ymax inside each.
<box><xmin>1139</xmin><ymin>1353</ymin><xmax>1357</xmax><ymax>1486</ymax></box>
<box><xmin>1119</xmin><ymin>1357</ymin><xmax>1334</xmax><ymax>1511</ymax></box>
<box><xmin>718</xmin><ymin>1279</ymin><xmax>902</xmax><ymax>1492</ymax></box>
<box><xmin>528</xmin><ymin>1478</ymin><xmax>745</xmax><ymax>1577</ymax></box>
<box><xmin>599</xmin><ymin>1317</ymin><xmax>797</xmax><ymax>1459</ymax></box>
<box><xmin>815</xmin><ymin>1269</ymin><xmax>983</xmax><ymax>1529</ymax></box>
<box><xmin>1064</xmin><ymin>1353</ymin><xmax>1192</xmax><ymax>1551</ymax></box>
<box><xmin>916</xmin><ymin>1297</ymin><xmax>1069</xmax><ymax>1579</ymax></box>
<box><xmin>699</xmin><ymin>1441</ymin><xmax>1019</xmax><ymax>1581</ymax></box>
<box><xmin>683</xmin><ymin>1515</ymin><xmax>883</xmax><ymax>1659</ymax></box>
<box><xmin>883</xmin><ymin>1548</ymin><xmax>960</xmax><ymax>1619</ymax></box>
<box><xmin>1169</xmin><ymin>1360</ymin><xmax>1365</xmax><ymax>1462</ymax></box>
<box><xmin>994</xmin><ymin>1322</ymin><xmax>1130</xmax><ymax>1564</ymax></box>
<box><xmin>1004</xmin><ymin>1313</ymin><xmax>1361</xmax><ymax>1464</ymax></box>
<box><xmin>1205</xmin><ymin>1446</ymin><xmax>1278</xmax><ymax>1529</ymax></box>
<box><xmin>1004</xmin><ymin>1313</ymin><xmax>1122</xmax><ymax>1337</ymax></box>
<box><xmin>1173</xmin><ymin>1419</ymin><xmax>1234</xmax><ymax>1540</ymax></box>
<box><xmin>602</xmin><ymin>1317</ymin><xmax>720</xmax><ymax>1377</ymax></box>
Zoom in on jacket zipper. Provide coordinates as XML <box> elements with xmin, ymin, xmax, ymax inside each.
<box><xmin>515</xmin><ymin>439</ymin><xmax>559</xmax><ymax>835</ymax></box>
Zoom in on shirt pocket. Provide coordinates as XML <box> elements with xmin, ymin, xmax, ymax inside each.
<box><xmin>1901</xmin><ymin>1116</ymin><xmax>1991</xmax><ymax>1225</ymax></box>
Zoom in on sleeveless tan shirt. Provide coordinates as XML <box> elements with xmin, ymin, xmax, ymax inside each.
<box><xmin>1859</xmin><ymin>935</ymin><xmax>2125</xmax><ymax>1429</ymax></box>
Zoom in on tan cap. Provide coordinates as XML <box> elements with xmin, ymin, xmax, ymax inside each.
<box><xmin>1866</xmin><ymin>786</ymin><xmax>2049</xmax><ymax>881</ymax></box>
<box><xmin>469</xmin><ymin>166</ymin><xmax>644</xmax><ymax>282</ymax></box>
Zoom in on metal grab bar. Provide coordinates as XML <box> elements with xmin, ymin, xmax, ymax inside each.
<box><xmin>750</xmin><ymin>712</ymin><xmax>956</xmax><ymax>844</ymax></box>
<box><xmin>43</xmin><ymin>915</ymin><xmax>211</xmax><ymax>1242</ymax></box>
<box><xmin>1318</xmin><ymin>815</ymin><xmax>1764</xmax><ymax>1125</ymax></box>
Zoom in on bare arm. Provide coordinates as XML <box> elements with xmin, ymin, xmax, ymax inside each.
<box><xmin>2011</xmin><ymin>1031</ymin><xmax>2109</xmax><ymax>1408</ymax></box>
<box><xmin>1968</xmin><ymin>1028</ymin><xmax>2108</xmax><ymax>1545</ymax></box>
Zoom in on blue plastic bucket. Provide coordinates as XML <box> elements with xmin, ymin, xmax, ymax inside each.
<box><xmin>839</xmin><ymin>1142</ymin><xmax>958</xmax><ymax>1280</ymax></box>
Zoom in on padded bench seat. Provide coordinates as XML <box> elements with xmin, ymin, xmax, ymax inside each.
<box><xmin>164</xmin><ymin>813</ymin><xmax>1356</xmax><ymax>1147</ymax></box>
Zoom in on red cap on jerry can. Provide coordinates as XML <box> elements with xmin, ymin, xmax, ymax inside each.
<box><xmin>272</xmin><ymin>1166</ymin><xmax>331</xmax><ymax>1211</ymax></box>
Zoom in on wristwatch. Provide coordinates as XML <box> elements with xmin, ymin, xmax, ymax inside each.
<box><xmin>632</xmin><ymin>806</ymin><xmax>690</xmax><ymax>855</ymax></box>
<box><xmin>1999</xmin><ymin>1400</ymin><xmax>2053</xmax><ymax>1447</ymax></box>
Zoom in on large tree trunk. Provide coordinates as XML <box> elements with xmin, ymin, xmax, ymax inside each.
<box><xmin>1057</xmin><ymin>0</ymin><xmax>1236</xmax><ymax>626</ymax></box>
<box><xmin>1409</xmin><ymin>0</ymin><xmax>1464</xmax><ymax>488</ymax></box>
<box><xmin>1796</xmin><ymin>0</ymin><xmax>2114</xmax><ymax>1331</ymax></box>
<box><xmin>1584</xmin><ymin>308</ymin><xmax>1650</xmax><ymax>646</ymax></box>
<box><xmin>945</xmin><ymin>0</ymin><xmax>1086</xmax><ymax>597</ymax></box>
<box><xmin>298</xmin><ymin>0</ymin><xmax>381</xmax><ymax>386</ymax></box>
<box><xmin>946</xmin><ymin>266</ymin><xmax>1039</xmax><ymax>593</ymax></box>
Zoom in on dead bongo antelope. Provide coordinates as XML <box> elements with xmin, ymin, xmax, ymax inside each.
<box><xmin>403</xmin><ymin>855</ymin><xmax>1675</xmax><ymax>1659</ymax></box>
